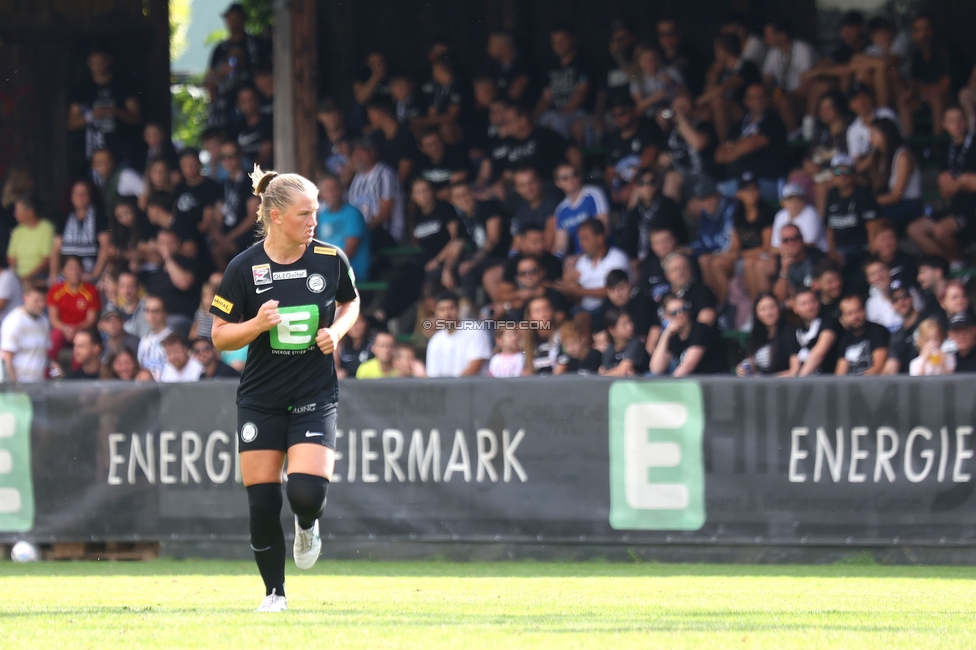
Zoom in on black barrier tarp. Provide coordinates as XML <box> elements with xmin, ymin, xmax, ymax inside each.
<box><xmin>2</xmin><ymin>376</ymin><xmax>976</xmax><ymax>546</ymax></box>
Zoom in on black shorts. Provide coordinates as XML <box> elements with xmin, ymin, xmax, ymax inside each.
<box><xmin>237</xmin><ymin>401</ymin><xmax>338</xmax><ymax>452</ymax></box>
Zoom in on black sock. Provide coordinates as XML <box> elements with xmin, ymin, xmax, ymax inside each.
<box><xmin>286</xmin><ymin>473</ymin><xmax>330</xmax><ymax>530</ymax></box>
<box><xmin>247</xmin><ymin>483</ymin><xmax>285</xmax><ymax>597</ymax></box>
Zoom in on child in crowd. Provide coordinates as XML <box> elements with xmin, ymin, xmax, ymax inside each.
<box><xmin>599</xmin><ymin>309</ymin><xmax>649</xmax><ymax>376</ymax></box>
<box><xmin>488</xmin><ymin>327</ymin><xmax>525</xmax><ymax>378</ymax></box>
<box><xmin>910</xmin><ymin>319</ymin><xmax>955</xmax><ymax>376</ymax></box>
<box><xmin>555</xmin><ymin>321</ymin><xmax>601</xmax><ymax>375</ymax></box>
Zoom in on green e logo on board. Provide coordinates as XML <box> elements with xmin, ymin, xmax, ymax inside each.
<box><xmin>0</xmin><ymin>393</ymin><xmax>35</xmax><ymax>533</ymax></box>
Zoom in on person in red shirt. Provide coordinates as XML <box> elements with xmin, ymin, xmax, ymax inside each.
<box><xmin>47</xmin><ymin>255</ymin><xmax>101</xmax><ymax>360</ymax></box>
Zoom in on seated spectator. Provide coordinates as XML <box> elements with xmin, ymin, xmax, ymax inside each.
<box><xmin>415</xmin><ymin>130</ymin><xmax>468</xmax><ymax>201</ymax></box>
<box><xmin>772</xmin><ymin>224</ymin><xmax>826</xmax><ymax>304</ymax></box>
<box><xmin>392</xmin><ymin>342</ymin><xmax>427</xmax><ymax>378</ymax></box>
<box><xmin>98</xmin><ymin>306</ymin><xmax>139</xmax><ymax>362</ymax></box>
<box><xmin>521</xmin><ymin>296</ymin><xmax>560</xmax><ymax>375</ymax></box>
<box><xmin>389</xmin><ymin>72</ymin><xmax>426</xmax><ymax>131</ymax></box>
<box><xmin>761</xmin><ymin>18</ymin><xmax>817</xmax><ymax>132</ymax></box>
<box><xmin>408</xmin><ymin>177</ymin><xmax>463</xmax><ymax>294</ymax></box>
<box><xmin>629</xmin><ymin>43</ymin><xmax>684</xmax><ymax>120</ymax></box>
<box><xmin>552</xmin><ymin>219</ymin><xmax>629</xmax><ymax>316</ymax></box>
<box><xmin>882</xmin><ymin>281</ymin><xmax>923</xmax><ymax>374</ymax></box>
<box><xmin>714</xmin><ymin>83</ymin><xmax>788</xmax><ymax>204</ymax></box>
<box><xmin>961</xmin><ymin>63</ymin><xmax>976</xmax><ymax>133</ymax></box>
<box><xmin>814</xmin><ymin>261</ymin><xmax>845</xmax><ymax>323</ymax></box>
<box><xmin>940</xmin><ymin>280</ymin><xmax>970</xmax><ymax>323</ymax></box>
<box><xmin>849</xmin><ymin>17</ymin><xmax>909</xmax><ymax>109</ymax></box>
<box><xmin>487</xmin><ymin>32</ymin><xmax>531</xmax><ymax>103</ymax></box>
<box><xmin>535</xmin><ymin>25</ymin><xmax>594</xmax><ymax>144</ymax></box>
<box><xmin>0</xmin><ymin>256</ymin><xmax>22</xmax><ymax>323</ymax></box>
<box><xmin>719</xmin><ymin>11</ymin><xmax>767</xmax><ymax>68</ymax></box>
<box><xmin>650</xmin><ymin>293</ymin><xmax>728</xmax><ymax>376</ymax></box>
<box><xmin>90</xmin><ymin>148</ymin><xmax>144</xmax><ymax>218</ymax></box>
<box><xmin>635</xmin><ymin>229</ymin><xmax>683</xmax><ymax>305</ymax></box>
<box><xmin>355</xmin><ymin>331</ymin><xmax>398</xmax><ymax>379</ymax></box>
<box><xmin>554</xmin><ymin>320</ymin><xmax>602</xmax><ymax>375</ymax></box>
<box><xmin>800</xmin><ymin>12</ymin><xmax>868</xmax><ymax>117</ymax></box>
<box><xmin>619</xmin><ymin>167</ymin><xmax>687</xmax><ymax>260</ymax></box>
<box><xmin>118</xmin><ymin>271</ymin><xmax>149</xmax><ymax>338</ymax></box>
<box><xmin>8</xmin><ymin>197</ymin><xmax>54</xmax><ymax>282</ymax></box>
<box><xmin>865</xmin><ymin>118</ymin><xmax>922</xmax><ymax>224</ymax></box>
<box><xmin>510</xmin><ymin>167</ymin><xmax>560</xmax><ymax>252</ymax></box>
<box><xmin>189</xmin><ymin>281</ymin><xmax>217</xmax><ymax>342</ymax></box>
<box><xmin>917</xmin><ymin>255</ymin><xmax>950</xmax><ymax>324</ymax></box>
<box><xmin>416</xmin><ymin>56</ymin><xmax>467</xmax><ymax>146</ymax></box>
<box><xmin>870</xmin><ymin>222</ymin><xmax>917</xmax><ymax>291</ymax></box>
<box><xmin>732</xmin><ymin>173</ymin><xmax>776</xmax><ymax>298</ymax></box>
<box><xmin>67</xmin><ymin>328</ymin><xmax>103</xmax><ymax>379</ymax></box>
<box><xmin>203</xmin><ymin>3</ymin><xmax>270</xmax><ymax>130</ymax></box>
<box><xmin>367</xmin><ymin>97</ymin><xmax>419</xmax><ymax>183</ymax></box>
<box><xmin>663</xmin><ymin>252</ymin><xmax>717</xmax><ymax>326</ymax></box>
<box><xmin>200</xmin><ymin>128</ymin><xmax>230</xmax><ymax>184</ymax></box>
<box><xmin>553</xmin><ymin>162</ymin><xmax>609</xmax><ymax>256</ymax></box>
<box><xmin>137</xmin><ymin>295</ymin><xmax>172</xmax><ymax>381</ymax></box>
<box><xmin>450</xmin><ymin>182</ymin><xmax>509</xmax><ymax>304</ymax></box>
<box><xmin>493</xmin><ymin>223</ymin><xmax>563</xmax><ymax>307</ymax></box>
<box><xmin>351</xmin><ymin>51</ymin><xmax>391</xmax><ymax>130</ymax></box>
<box><xmin>211</xmin><ymin>139</ymin><xmax>259</xmax><ymax>270</ymax></box>
<box><xmin>174</xmin><ymin>148</ymin><xmax>222</xmax><ymax>239</ymax></box>
<box><xmin>316</xmin><ymin>174</ymin><xmax>370</xmax><ymax>282</ymax></box>
<box><xmin>656</xmin><ymin>18</ymin><xmax>705</xmax><ymax>96</ymax></box>
<box><xmin>604</xmin><ymin>96</ymin><xmax>663</xmax><ymax>205</ymax></box>
<box><xmin>349</xmin><ymin>138</ymin><xmax>405</xmax><ymax>248</ymax></box>
<box><xmin>500</xmin><ymin>106</ymin><xmax>579</xmax><ymax>191</ymax></box>
<box><xmin>141</xmin><ymin>122</ymin><xmax>179</xmax><ymax>175</ymax></box>
<box><xmin>142</xmin><ymin>229</ymin><xmax>200</xmax><ymax>333</ymax></box>
<box><xmin>792</xmin><ymin>288</ymin><xmax>842</xmax><ymax>376</ymax></box>
<box><xmin>698</xmin><ymin>33</ymin><xmax>761</xmax><ymax>143</ymax></box>
<box><xmin>315</xmin><ymin>99</ymin><xmax>358</xmax><ymax>186</ymax></box>
<box><xmin>599</xmin><ymin>309</ymin><xmax>649</xmax><ymax>376</ymax></box>
<box><xmin>598</xmin><ymin>269</ymin><xmax>661</xmax><ymax>350</ymax></box>
<box><xmin>772</xmin><ymin>184</ymin><xmax>828</xmax><ymax>252</ymax></box>
<box><xmin>336</xmin><ymin>314</ymin><xmax>372</xmax><ymax>379</ymax></box>
<box><xmin>102</xmin><ymin>346</ymin><xmax>153</xmax><ymax>381</ymax></box>
<box><xmin>110</xmin><ymin>197</ymin><xmax>152</xmax><ymax>272</ymax></box>
<box><xmin>692</xmin><ymin>180</ymin><xmax>736</xmax><ymax>305</ymax></box>
<box><xmin>864</xmin><ymin>257</ymin><xmax>902</xmax><ymax>332</ymax></box>
<box><xmin>139</xmin><ymin>156</ymin><xmax>176</xmax><ymax>213</ymax></box>
<box><xmin>234</xmin><ymin>86</ymin><xmax>273</xmax><ymax>168</ymax></box>
<box><xmin>737</xmin><ymin>293</ymin><xmax>798</xmax><ymax>376</ymax></box>
<box><xmin>192</xmin><ymin>337</ymin><xmax>240</xmax><ymax>379</ymax></box>
<box><xmin>464</xmin><ymin>75</ymin><xmax>500</xmax><ymax>161</ymax></box>
<box><xmin>805</xmin><ymin>92</ymin><xmax>854</xmax><ymax>208</ymax></box>
<box><xmin>48</xmin><ymin>255</ymin><xmax>101</xmax><ymax>361</ymax></box>
<box><xmin>426</xmin><ymin>292</ymin><xmax>491</xmax><ymax>377</ymax></box>
<box><xmin>909</xmin><ymin>318</ymin><xmax>955</xmax><ymax>375</ymax></box>
<box><xmin>661</xmin><ymin>88</ymin><xmax>719</xmax><ymax>210</ymax></box>
<box><xmin>487</xmin><ymin>328</ymin><xmax>525</xmax><ymax>378</ymax></box>
<box><xmin>898</xmin><ymin>13</ymin><xmax>951</xmax><ymax>137</ymax></box>
<box><xmin>160</xmin><ymin>332</ymin><xmax>203</xmax><ymax>382</ymax></box>
<box><xmin>834</xmin><ymin>294</ymin><xmax>889</xmax><ymax>375</ymax></box>
<box><xmin>496</xmin><ymin>256</ymin><xmax>568</xmax><ymax>324</ymax></box>
<box><xmin>51</xmin><ymin>180</ymin><xmax>111</xmax><ymax>283</ymax></box>
<box><xmin>847</xmin><ymin>83</ymin><xmax>899</xmax><ymax>168</ymax></box>
<box><xmin>825</xmin><ymin>154</ymin><xmax>879</xmax><ymax>273</ymax></box>
<box><xmin>948</xmin><ymin>310</ymin><xmax>976</xmax><ymax>372</ymax></box>
<box><xmin>0</xmin><ymin>284</ymin><xmax>50</xmax><ymax>383</ymax></box>
<box><xmin>907</xmin><ymin>105</ymin><xmax>976</xmax><ymax>265</ymax></box>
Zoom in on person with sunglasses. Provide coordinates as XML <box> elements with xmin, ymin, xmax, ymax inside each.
<box><xmin>553</xmin><ymin>161</ymin><xmax>609</xmax><ymax>257</ymax></box>
<box><xmin>192</xmin><ymin>336</ymin><xmax>240</xmax><ymax>379</ymax></box>
<box><xmin>882</xmin><ymin>280</ymin><xmax>923</xmax><ymax>374</ymax></box>
<box><xmin>618</xmin><ymin>167</ymin><xmax>686</xmax><ymax>261</ymax></box>
<box><xmin>212</xmin><ymin>140</ymin><xmax>260</xmax><ymax>270</ymax></box>
<box><xmin>772</xmin><ymin>223</ymin><xmax>825</xmax><ymax>305</ymax></box>
<box><xmin>824</xmin><ymin>153</ymin><xmax>879</xmax><ymax>274</ymax></box>
<box><xmin>649</xmin><ymin>293</ymin><xmax>727</xmax><ymax>376</ymax></box>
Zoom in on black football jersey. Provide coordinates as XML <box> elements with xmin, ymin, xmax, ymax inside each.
<box><xmin>210</xmin><ymin>239</ymin><xmax>358</xmax><ymax>408</ymax></box>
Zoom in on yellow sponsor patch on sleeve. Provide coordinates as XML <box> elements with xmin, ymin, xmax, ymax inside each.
<box><xmin>211</xmin><ymin>295</ymin><xmax>234</xmax><ymax>314</ymax></box>
<box><xmin>314</xmin><ymin>246</ymin><xmax>337</xmax><ymax>255</ymax></box>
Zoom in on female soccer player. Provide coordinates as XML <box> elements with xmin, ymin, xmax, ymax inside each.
<box><xmin>210</xmin><ymin>165</ymin><xmax>360</xmax><ymax>612</ymax></box>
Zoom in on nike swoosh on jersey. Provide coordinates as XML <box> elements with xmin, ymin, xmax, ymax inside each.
<box><xmin>305</xmin><ymin>431</ymin><xmax>324</xmax><ymax>437</ymax></box>
<box><xmin>255</xmin><ymin>286</ymin><xmax>274</xmax><ymax>294</ymax></box>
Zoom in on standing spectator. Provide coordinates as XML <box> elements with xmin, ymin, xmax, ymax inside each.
<box><xmin>415</xmin><ymin>130</ymin><xmax>469</xmax><ymax>200</ymax></box>
<box><xmin>698</xmin><ymin>33</ymin><xmax>762</xmax><ymax>143</ymax></box>
<box><xmin>650</xmin><ymin>294</ymin><xmax>727</xmax><ymax>376</ymax></box>
<box><xmin>907</xmin><ymin>106</ymin><xmax>976</xmax><ymax>265</ymax></box>
<box><xmin>192</xmin><ymin>337</ymin><xmax>240</xmax><ymax>379</ymax></box>
<box><xmin>619</xmin><ymin>167</ymin><xmax>686</xmax><ymax>260</ymax></box>
<box><xmin>315</xmin><ymin>99</ymin><xmax>358</xmax><ymax>186</ymax></box>
<box><xmin>51</xmin><ymin>180</ymin><xmax>111</xmax><ymax>283</ymax></box>
<box><xmin>487</xmin><ymin>328</ymin><xmax>525</xmax><ymax>378</ymax></box>
<box><xmin>521</xmin><ymin>296</ymin><xmax>561</xmax><ymax>375</ymax></box>
<box><xmin>67</xmin><ymin>329</ymin><xmax>103</xmax><ymax>379</ymax></box>
<box><xmin>335</xmin><ymin>314</ymin><xmax>372</xmax><ymax>380</ymax></box>
<box><xmin>211</xmin><ymin>139</ymin><xmax>259</xmax><ymax>270</ymax></box>
<box><xmin>90</xmin><ymin>148</ymin><xmax>145</xmax><ymax>218</ymax></box>
<box><xmin>426</xmin><ymin>292</ymin><xmax>491</xmax><ymax>377</ymax></box>
<box><xmin>883</xmin><ymin>281</ymin><xmax>923</xmax><ymax>374</ymax></box>
<box><xmin>736</xmin><ymin>293</ymin><xmax>798</xmax><ymax>376</ymax></box>
<box><xmin>450</xmin><ymin>182</ymin><xmax>508</xmax><ymax>304</ymax></box>
<box><xmin>771</xmin><ymin>184</ymin><xmax>828</xmax><ymax>252</ymax></box>
<box><xmin>136</xmin><ymin>295</ymin><xmax>172</xmax><ymax>381</ymax></box>
<box><xmin>349</xmin><ymin>138</ymin><xmax>405</xmax><ymax>247</ymax></box>
<box><xmin>834</xmin><ymin>294</ymin><xmax>889</xmax><ymax>376</ymax></box>
<box><xmin>67</xmin><ymin>46</ymin><xmax>141</xmax><ymax>171</ymax></box>
<box><xmin>8</xmin><ymin>197</ymin><xmax>54</xmax><ymax>282</ymax></box>
<box><xmin>656</xmin><ymin>18</ymin><xmax>705</xmax><ymax>96</ymax></box>
<box><xmin>865</xmin><ymin>118</ymin><xmax>922</xmax><ymax>225</ymax></box>
<box><xmin>772</xmin><ymin>224</ymin><xmax>826</xmax><ymax>304</ymax></box>
<box><xmin>732</xmin><ymin>173</ymin><xmax>777</xmax><ymax>299</ymax></box>
<box><xmin>316</xmin><ymin>174</ymin><xmax>370</xmax><ymax>282</ymax></box>
<box><xmin>553</xmin><ymin>220</ymin><xmax>629</xmax><ymax>315</ymax></box>
<box><xmin>367</xmin><ymin>98</ymin><xmax>419</xmax><ymax>183</ymax></box>
<box><xmin>599</xmin><ymin>309</ymin><xmax>649</xmax><ymax>376</ymax></box>
<box><xmin>0</xmin><ymin>257</ymin><xmax>22</xmax><ymax>323</ymax></box>
<box><xmin>792</xmin><ymin>288</ymin><xmax>842</xmax><ymax>376</ymax></box>
<box><xmin>604</xmin><ymin>20</ymin><xmax>639</xmax><ymax>106</ymax></box>
<box><xmin>173</xmin><ymin>149</ymin><xmax>222</xmax><ymax>247</ymax></box>
<box><xmin>629</xmin><ymin>43</ymin><xmax>684</xmax><ymax>120</ymax></box>
<box><xmin>159</xmin><ymin>332</ymin><xmax>203</xmax><ymax>382</ymax></box>
<box><xmin>509</xmin><ymin>168</ymin><xmax>560</xmax><ymax>251</ymax></box>
<box><xmin>487</xmin><ymin>32</ymin><xmax>531</xmax><ymax>103</ymax></box>
<box><xmin>761</xmin><ymin>19</ymin><xmax>817</xmax><ymax>132</ymax></box>
<box><xmin>535</xmin><ymin>25</ymin><xmax>595</xmax><ymax>144</ymax></box>
<box><xmin>948</xmin><ymin>311</ymin><xmax>976</xmax><ymax>373</ymax></box>
<box><xmin>663</xmin><ymin>253</ymin><xmax>717</xmax><ymax>326</ymax></box>
<box><xmin>661</xmin><ymin>89</ymin><xmax>719</xmax><ymax>208</ymax></box>
<box><xmin>118</xmin><ymin>271</ymin><xmax>149</xmax><ymax>338</ymax></box>
<box><xmin>553</xmin><ymin>162</ymin><xmax>609</xmax><ymax>256</ymax></box>
<box><xmin>47</xmin><ymin>256</ymin><xmax>101</xmax><ymax>360</ymax></box>
<box><xmin>825</xmin><ymin>154</ymin><xmax>879</xmax><ymax>273</ymax></box>
<box><xmin>898</xmin><ymin>13</ymin><xmax>951</xmax><ymax>137</ymax></box>
<box><xmin>204</xmin><ymin>3</ymin><xmax>270</xmax><ymax>130</ymax></box>
<box><xmin>0</xmin><ymin>284</ymin><xmax>50</xmax><ymax>383</ymax></box>
<box><xmin>714</xmin><ymin>83</ymin><xmax>788</xmax><ymax>204</ymax></box>
<box><xmin>909</xmin><ymin>319</ymin><xmax>955</xmax><ymax>375</ymax></box>
<box><xmin>846</xmin><ymin>83</ymin><xmax>899</xmax><ymax>165</ymax></box>
<box><xmin>720</xmin><ymin>12</ymin><xmax>767</xmax><ymax>68</ymax></box>
<box><xmin>692</xmin><ymin>182</ymin><xmax>736</xmax><ymax>306</ymax></box>
<box><xmin>234</xmin><ymin>86</ymin><xmax>274</xmax><ymax>168</ymax></box>
<box><xmin>604</xmin><ymin>96</ymin><xmax>664</xmax><ymax>205</ymax></box>
<box><xmin>98</xmin><ymin>306</ymin><xmax>140</xmax><ymax>361</ymax></box>
<box><xmin>355</xmin><ymin>332</ymin><xmax>398</xmax><ymax>379</ymax></box>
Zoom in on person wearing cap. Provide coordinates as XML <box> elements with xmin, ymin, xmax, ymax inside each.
<box><xmin>692</xmin><ymin>180</ymin><xmax>736</xmax><ymax>306</ymax></box>
<box><xmin>771</xmin><ymin>183</ymin><xmax>828</xmax><ymax>252</ymax></box>
<box><xmin>824</xmin><ymin>153</ymin><xmax>879</xmax><ymax>273</ymax></box>
<box><xmin>882</xmin><ymin>280</ymin><xmax>923</xmax><ymax>374</ymax></box>
<box><xmin>908</xmin><ymin>318</ymin><xmax>955</xmax><ymax>376</ymax></box>
<box><xmin>846</xmin><ymin>82</ymin><xmax>898</xmax><ymax>165</ymax></box>
<box><xmin>348</xmin><ymin>138</ymin><xmax>405</xmax><ymax>248</ymax></box>
<box><xmin>834</xmin><ymin>294</ymin><xmax>889</xmax><ymax>376</ymax></box>
<box><xmin>98</xmin><ymin>306</ymin><xmax>139</xmax><ymax>364</ymax></box>
<box><xmin>204</xmin><ymin>3</ymin><xmax>270</xmax><ymax>130</ymax></box>
<box><xmin>604</xmin><ymin>94</ymin><xmax>663</xmax><ymax>205</ymax></box>
<box><xmin>948</xmin><ymin>311</ymin><xmax>976</xmax><ymax>372</ymax></box>
<box><xmin>906</xmin><ymin>105</ymin><xmax>976</xmax><ymax>266</ymax></box>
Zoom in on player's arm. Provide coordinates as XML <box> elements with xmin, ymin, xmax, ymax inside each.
<box><xmin>212</xmin><ymin>299</ymin><xmax>282</xmax><ymax>352</ymax></box>
<box><xmin>317</xmin><ymin>296</ymin><xmax>361</xmax><ymax>356</ymax></box>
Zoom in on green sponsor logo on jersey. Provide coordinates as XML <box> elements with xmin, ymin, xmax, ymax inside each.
<box><xmin>270</xmin><ymin>304</ymin><xmax>320</xmax><ymax>351</ymax></box>
<box><xmin>0</xmin><ymin>393</ymin><xmax>35</xmax><ymax>533</ymax></box>
<box><xmin>608</xmin><ymin>380</ymin><xmax>705</xmax><ymax>531</ymax></box>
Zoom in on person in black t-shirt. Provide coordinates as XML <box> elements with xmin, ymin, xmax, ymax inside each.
<box><xmin>882</xmin><ymin>281</ymin><xmax>923</xmax><ymax>374</ymax></box>
<box><xmin>824</xmin><ymin>154</ymin><xmax>878</xmax><ymax>273</ymax></box>
<box><xmin>487</xmin><ymin>32</ymin><xmax>532</xmax><ymax>103</ymax></box>
<box><xmin>143</xmin><ymin>229</ymin><xmax>201</xmax><ymax>325</ymax></box>
<box><xmin>212</xmin><ymin>140</ymin><xmax>259</xmax><ymax>269</ymax></box>
<box><xmin>596</xmin><ymin>270</ymin><xmax>661</xmax><ymax>351</ymax></box>
<box><xmin>350</xmin><ymin>51</ymin><xmax>391</xmax><ymax>131</ymax></box>
<box><xmin>555</xmin><ymin>321</ymin><xmax>602</xmax><ymax>375</ymax></box>
<box><xmin>792</xmin><ymin>288</ymin><xmax>844</xmax><ymax>376</ymax></box>
<box><xmin>210</xmin><ymin>165</ymin><xmax>360</xmax><ymax>612</ymax></box>
<box><xmin>871</xmin><ymin>223</ymin><xmax>916</xmax><ymax>292</ymax></box>
<box><xmin>497</xmin><ymin>256</ymin><xmax>569</xmax><ymax>324</ymax></box>
<box><xmin>204</xmin><ymin>3</ymin><xmax>271</xmax><ymax>131</ymax></box>
<box><xmin>315</xmin><ymin>99</ymin><xmax>358</xmax><ymax>185</ymax></box>
<box><xmin>173</xmin><ymin>149</ymin><xmax>222</xmax><ymax>246</ymax></box>
<box><xmin>732</xmin><ymin>173</ymin><xmax>776</xmax><ymax>298</ymax></box>
<box><xmin>899</xmin><ymin>14</ymin><xmax>951</xmax><ymax>138</ymax></box>
<box><xmin>948</xmin><ymin>310</ymin><xmax>976</xmax><ymax>372</ymax></box>
<box><xmin>604</xmin><ymin>96</ymin><xmax>664</xmax><ymax>205</ymax></box>
<box><xmin>509</xmin><ymin>168</ymin><xmax>559</xmax><ymax>247</ymax></box>
<box><xmin>367</xmin><ymin>98</ymin><xmax>418</xmax><ymax>183</ymax></box>
<box><xmin>389</xmin><ymin>73</ymin><xmax>427</xmax><ymax>129</ymax></box>
<box><xmin>535</xmin><ymin>26</ymin><xmax>595</xmax><ymax>144</ymax></box>
<box><xmin>415</xmin><ymin>57</ymin><xmax>467</xmax><ymax>146</ymax></box>
<box><xmin>409</xmin><ymin>178</ymin><xmax>461</xmax><ymax>271</ymax></box>
<box><xmin>492</xmin><ymin>224</ymin><xmax>564</xmax><ymax>310</ymax></box>
<box><xmin>599</xmin><ymin>309</ymin><xmax>649</xmax><ymax>376</ymax></box>
<box><xmin>415</xmin><ymin>130</ymin><xmax>469</xmax><ymax>200</ymax></box>
<box><xmin>736</xmin><ymin>293</ymin><xmax>798</xmax><ymax>376</ymax></box>
<box><xmin>234</xmin><ymin>86</ymin><xmax>274</xmax><ymax>168</ymax></box>
<box><xmin>834</xmin><ymin>294</ymin><xmax>889</xmax><ymax>375</ymax></box>
<box><xmin>620</xmin><ymin>168</ymin><xmax>687</xmax><ymax>260</ymax></box>
<box><xmin>335</xmin><ymin>313</ymin><xmax>372</xmax><ymax>379</ymax></box>
<box><xmin>699</xmin><ymin>33</ymin><xmax>762</xmax><ymax>143</ymax></box>
<box><xmin>67</xmin><ymin>328</ymin><xmax>104</xmax><ymax>380</ymax></box>
<box><xmin>663</xmin><ymin>253</ymin><xmax>717</xmax><ymax>326</ymax></box>
<box><xmin>650</xmin><ymin>294</ymin><xmax>728</xmax><ymax>376</ymax></box>
<box><xmin>501</xmin><ymin>105</ymin><xmax>577</xmax><ymax>188</ymax></box>
<box><xmin>662</xmin><ymin>89</ymin><xmax>720</xmax><ymax>208</ymax></box>
<box><xmin>450</xmin><ymin>182</ymin><xmax>509</xmax><ymax>304</ymax></box>
<box><xmin>773</xmin><ymin>224</ymin><xmax>826</xmax><ymax>305</ymax></box>
<box><xmin>192</xmin><ymin>337</ymin><xmax>241</xmax><ymax>379</ymax></box>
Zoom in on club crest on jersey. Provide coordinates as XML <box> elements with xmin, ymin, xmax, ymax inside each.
<box><xmin>252</xmin><ymin>264</ymin><xmax>272</xmax><ymax>285</ymax></box>
<box><xmin>307</xmin><ymin>274</ymin><xmax>325</xmax><ymax>293</ymax></box>
<box><xmin>272</xmin><ymin>270</ymin><xmax>308</xmax><ymax>281</ymax></box>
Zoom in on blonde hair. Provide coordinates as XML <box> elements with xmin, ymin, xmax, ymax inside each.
<box><xmin>915</xmin><ymin>318</ymin><xmax>945</xmax><ymax>349</ymax></box>
<box><xmin>249</xmin><ymin>164</ymin><xmax>319</xmax><ymax>238</ymax></box>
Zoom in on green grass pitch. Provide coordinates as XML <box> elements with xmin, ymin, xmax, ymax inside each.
<box><xmin>2</xmin><ymin>559</ymin><xmax>975</xmax><ymax>649</ymax></box>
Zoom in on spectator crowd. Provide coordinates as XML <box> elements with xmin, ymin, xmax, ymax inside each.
<box><xmin>4</xmin><ymin>3</ymin><xmax>976</xmax><ymax>383</ymax></box>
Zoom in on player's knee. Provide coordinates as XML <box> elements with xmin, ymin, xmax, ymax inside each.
<box><xmin>286</xmin><ymin>473</ymin><xmax>329</xmax><ymax>519</ymax></box>
<box><xmin>247</xmin><ymin>483</ymin><xmax>283</xmax><ymax>544</ymax></box>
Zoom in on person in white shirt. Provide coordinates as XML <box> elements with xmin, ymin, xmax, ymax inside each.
<box><xmin>426</xmin><ymin>292</ymin><xmax>491</xmax><ymax>377</ymax></box>
<box><xmin>762</xmin><ymin>18</ymin><xmax>817</xmax><ymax>132</ymax></box>
<box><xmin>159</xmin><ymin>332</ymin><xmax>203</xmax><ymax>382</ymax></box>
<box><xmin>770</xmin><ymin>183</ymin><xmax>829</xmax><ymax>252</ymax></box>
<box><xmin>720</xmin><ymin>12</ymin><xmax>767</xmax><ymax>69</ymax></box>
<box><xmin>0</xmin><ymin>259</ymin><xmax>24</xmax><ymax>323</ymax></box>
<box><xmin>137</xmin><ymin>295</ymin><xmax>172</xmax><ymax>381</ymax></box>
<box><xmin>0</xmin><ymin>284</ymin><xmax>50</xmax><ymax>383</ymax></box>
<box><xmin>553</xmin><ymin>219</ymin><xmax>629</xmax><ymax>313</ymax></box>
<box><xmin>846</xmin><ymin>83</ymin><xmax>899</xmax><ymax>163</ymax></box>
<box><xmin>348</xmin><ymin>138</ymin><xmax>405</xmax><ymax>247</ymax></box>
